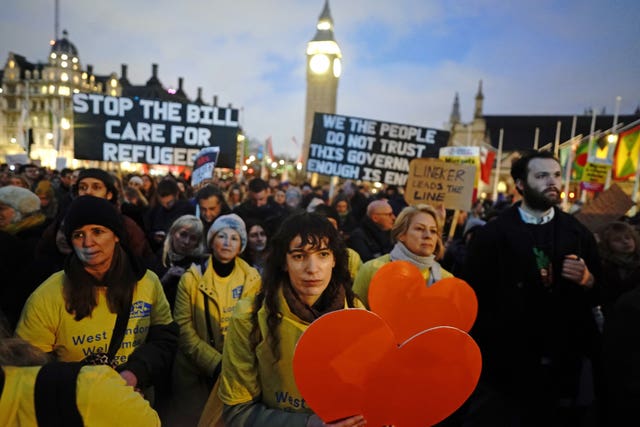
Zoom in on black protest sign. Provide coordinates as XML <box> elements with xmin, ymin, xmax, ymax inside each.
<box><xmin>72</xmin><ymin>93</ymin><xmax>239</xmax><ymax>167</ymax></box>
<box><xmin>307</xmin><ymin>113</ymin><xmax>449</xmax><ymax>185</ymax></box>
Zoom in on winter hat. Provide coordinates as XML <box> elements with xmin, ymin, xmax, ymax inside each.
<box><xmin>64</xmin><ymin>196</ymin><xmax>124</xmax><ymax>243</ymax></box>
<box><xmin>0</xmin><ymin>185</ymin><xmax>41</xmax><ymax>216</ymax></box>
<box><xmin>207</xmin><ymin>213</ymin><xmax>247</xmax><ymax>252</ymax></box>
<box><xmin>76</xmin><ymin>168</ymin><xmax>119</xmax><ymax>202</ymax></box>
<box><xmin>128</xmin><ymin>176</ymin><xmax>143</xmax><ymax>186</ymax></box>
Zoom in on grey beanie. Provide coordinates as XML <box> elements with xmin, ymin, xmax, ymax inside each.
<box><xmin>0</xmin><ymin>185</ymin><xmax>41</xmax><ymax>216</ymax></box>
<box><xmin>207</xmin><ymin>213</ymin><xmax>247</xmax><ymax>252</ymax></box>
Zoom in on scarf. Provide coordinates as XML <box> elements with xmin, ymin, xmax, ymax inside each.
<box><xmin>389</xmin><ymin>242</ymin><xmax>442</xmax><ymax>286</ymax></box>
<box><xmin>2</xmin><ymin>212</ymin><xmax>46</xmax><ymax>235</ymax></box>
<box><xmin>282</xmin><ymin>281</ymin><xmax>346</xmax><ymax>324</ymax></box>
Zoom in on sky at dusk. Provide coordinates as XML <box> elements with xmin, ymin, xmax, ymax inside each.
<box><xmin>2</xmin><ymin>0</ymin><xmax>639</xmax><ymax>158</ymax></box>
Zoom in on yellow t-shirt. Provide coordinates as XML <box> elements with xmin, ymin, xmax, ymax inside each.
<box><xmin>16</xmin><ymin>270</ymin><xmax>174</xmax><ymax>365</ymax></box>
<box><xmin>0</xmin><ymin>365</ymin><xmax>160</xmax><ymax>427</ymax></box>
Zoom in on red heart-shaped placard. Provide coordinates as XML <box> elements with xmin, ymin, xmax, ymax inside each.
<box><xmin>368</xmin><ymin>261</ymin><xmax>478</xmax><ymax>342</ymax></box>
<box><xmin>293</xmin><ymin>309</ymin><xmax>482</xmax><ymax>426</ymax></box>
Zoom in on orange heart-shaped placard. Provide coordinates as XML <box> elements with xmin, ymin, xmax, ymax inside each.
<box><xmin>369</xmin><ymin>261</ymin><xmax>478</xmax><ymax>342</ymax></box>
<box><xmin>293</xmin><ymin>309</ymin><xmax>482</xmax><ymax>426</ymax></box>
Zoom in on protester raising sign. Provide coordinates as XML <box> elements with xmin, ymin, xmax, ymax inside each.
<box><xmin>307</xmin><ymin>113</ymin><xmax>449</xmax><ymax>185</ymax></box>
<box><xmin>72</xmin><ymin>93</ymin><xmax>239</xmax><ymax>167</ymax></box>
<box><xmin>191</xmin><ymin>147</ymin><xmax>221</xmax><ymax>188</ymax></box>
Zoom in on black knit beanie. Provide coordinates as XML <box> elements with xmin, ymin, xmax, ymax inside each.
<box><xmin>75</xmin><ymin>168</ymin><xmax>119</xmax><ymax>203</ymax></box>
<box><xmin>64</xmin><ymin>196</ymin><xmax>124</xmax><ymax>243</ymax></box>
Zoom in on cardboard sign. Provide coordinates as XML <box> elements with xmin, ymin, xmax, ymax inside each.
<box><xmin>574</xmin><ymin>183</ymin><xmax>634</xmax><ymax>234</ymax></box>
<box><xmin>404</xmin><ymin>158</ymin><xmax>476</xmax><ymax>211</ymax></box>
<box><xmin>293</xmin><ymin>310</ymin><xmax>481</xmax><ymax>426</ymax></box>
<box><xmin>368</xmin><ymin>261</ymin><xmax>478</xmax><ymax>342</ymax></box>
<box><xmin>72</xmin><ymin>93</ymin><xmax>239</xmax><ymax>167</ymax></box>
<box><xmin>307</xmin><ymin>113</ymin><xmax>449</xmax><ymax>185</ymax></box>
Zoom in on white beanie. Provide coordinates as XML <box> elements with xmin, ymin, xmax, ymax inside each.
<box><xmin>0</xmin><ymin>186</ymin><xmax>41</xmax><ymax>217</ymax></box>
<box><xmin>207</xmin><ymin>213</ymin><xmax>247</xmax><ymax>252</ymax></box>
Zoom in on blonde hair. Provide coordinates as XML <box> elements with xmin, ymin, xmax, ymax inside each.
<box><xmin>161</xmin><ymin>215</ymin><xmax>207</xmax><ymax>267</ymax></box>
<box><xmin>391</xmin><ymin>204</ymin><xmax>445</xmax><ymax>259</ymax></box>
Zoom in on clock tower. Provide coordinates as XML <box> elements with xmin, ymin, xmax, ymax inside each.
<box><xmin>303</xmin><ymin>0</ymin><xmax>342</xmax><ymax>171</ymax></box>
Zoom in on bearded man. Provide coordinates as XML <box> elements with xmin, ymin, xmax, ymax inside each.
<box><xmin>462</xmin><ymin>150</ymin><xmax>603</xmax><ymax>426</ymax></box>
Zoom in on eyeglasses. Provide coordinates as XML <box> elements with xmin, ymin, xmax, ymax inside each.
<box><xmin>375</xmin><ymin>212</ymin><xmax>394</xmax><ymax>217</ymax></box>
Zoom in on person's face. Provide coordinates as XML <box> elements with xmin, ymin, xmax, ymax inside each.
<box><xmin>198</xmin><ymin>196</ymin><xmax>222</xmax><ymax>223</ymax></box>
<box><xmin>250</xmin><ymin>189</ymin><xmax>268</xmax><ymax>207</ymax></box>
<box><xmin>24</xmin><ymin>167</ymin><xmax>38</xmax><ymax>180</ymax></box>
<box><xmin>371</xmin><ymin>204</ymin><xmax>396</xmax><ymax>231</ymax></box>
<box><xmin>128</xmin><ymin>179</ymin><xmax>142</xmax><ymax>190</ymax></box>
<box><xmin>286</xmin><ymin>236</ymin><xmax>335</xmax><ymax>306</ymax></box>
<box><xmin>248</xmin><ymin>225</ymin><xmax>267</xmax><ymax>252</ymax></box>
<box><xmin>142</xmin><ymin>175</ymin><xmax>152</xmax><ymax>191</ymax></box>
<box><xmin>230</xmin><ymin>189</ymin><xmax>241</xmax><ymax>202</ymax></box>
<box><xmin>335</xmin><ymin>201</ymin><xmax>348</xmax><ymax>215</ymax></box>
<box><xmin>172</xmin><ymin>226</ymin><xmax>200</xmax><ymax>255</ymax></box>
<box><xmin>274</xmin><ymin>190</ymin><xmax>286</xmax><ymax>205</ymax></box>
<box><xmin>398</xmin><ymin>212</ymin><xmax>439</xmax><ymax>257</ymax></box>
<box><xmin>60</xmin><ymin>173</ymin><xmax>73</xmax><ymax>187</ymax></box>
<box><xmin>0</xmin><ymin>203</ymin><xmax>16</xmax><ymax>228</ymax></box>
<box><xmin>9</xmin><ymin>177</ymin><xmax>28</xmax><ymax>188</ymax></box>
<box><xmin>70</xmin><ymin>170</ymin><xmax>81</xmax><ymax>185</ymax></box>
<box><xmin>519</xmin><ymin>158</ymin><xmax>562</xmax><ymax>211</ymax></box>
<box><xmin>211</xmin><ymin>228</ymin><xmax>242</xmax><ymax>263</ymax></box>
<box><xmin>70</xmin><ymin>224</ymin><xmax>119</xmax><ymax>270</ymax></box>
<box><xmin>609</xmin><ymin>232</ymin><xmax>636</xmax><ymax>255</ymax></box>
<box><xmin>38</xmin><ymin>193</ymin><xmax>50</xmax><ymax>207</ymax></box>
<box><xmin>158</xmin><ymin>193</ymin><xmax>177</xmax><ymax>210</ymax></box>
<box><xmin>77</xmin><ymin>178</ymin><xmax>112</xmax><ymax>200</ymax></box>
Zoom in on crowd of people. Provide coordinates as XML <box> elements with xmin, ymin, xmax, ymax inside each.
<box><xmin>0</xmin><ymin>152</ymin><xmax>639</xmax><ymax>426</ymax></box>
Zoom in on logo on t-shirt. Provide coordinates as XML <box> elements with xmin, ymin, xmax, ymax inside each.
<box><xmin>130</xmin><ymin>301</ymin><xmax>152</xmax><ymax>319</ymax></box>
<box><xmin>232</xmin><ymin>285</ymin><xmax>243</xmax><ymax>299</ymax></box>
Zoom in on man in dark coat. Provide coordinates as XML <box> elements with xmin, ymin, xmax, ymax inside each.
<box><xmin>463</xmin><ymin>150</ymin><xmax>602</xmax><ymax>426</ymax></box>
<box><xmin>233</xmin><ymin>177</ymin><xmax>286</xmax><ymax>232</ymax></box>
<box><xmin>348</xmin><ymin>200</ymin><xmax>395</xmax><ymax>262</ymax></box>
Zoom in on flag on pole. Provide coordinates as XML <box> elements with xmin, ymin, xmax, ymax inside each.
<box><xmin>479</xmin><ymin>145</ymin><xmax>496</xmax><ymax>184</ymax></box>
<box><xmin>572</xmin><ymin>139</ymin><xmax>590</xmax><ymax>180</ymax></box>
<box><xmin>613</xmin><ymin>125</ymin><xmax>640</xmax><ymax>181</ymax></box>
<box><xmin>17</xmin><ymin>99</ymin><xmax>30</xmax><ymax>151</ymax></box>
<box><xmin>266</xmin><ymin>136</ymin><xmax>274</xmax><ymax>160</ymax></box>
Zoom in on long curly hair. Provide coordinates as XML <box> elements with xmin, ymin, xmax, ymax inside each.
<box><xmin>250</xmin><ymin>212</ymin><xmax>356</xmax><ymax>361</ymax></box>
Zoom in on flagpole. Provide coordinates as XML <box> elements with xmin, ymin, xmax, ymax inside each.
<box><xmin>533</xmin><ymin>128</ymin><xmax>540</xmax><ymax>150</ymax></box>
<box><xmin>562</xmin><ymin>119</ymin><xmax>578</xmax><ymax>212</ymax></box>
<box><xmin>605</xmin><ymin>96</ymin><xmax>622</xmax><ymax>190</ymax></box>
<box><xmin>491</xmin><ymin>128</ymin><xmax>504</xmax><ymax>202</ymax></box>
<box><xmin>553</xmin><ymin>121</ymin><xmax>561</xmax><ymax>157</ymax></box>
<box><xmin>581</xmin><ymin>110</ymin><xmax>598</xmax><ymax>203</ymax></box>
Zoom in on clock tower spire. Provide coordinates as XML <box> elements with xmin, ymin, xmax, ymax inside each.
<box><xmin>302</xmin><ymin>0</ymin><xmax>342</xmax><ymax>172</ymax></box>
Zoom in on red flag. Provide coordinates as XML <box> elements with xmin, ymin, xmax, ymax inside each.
<box><xmin>479</xmin><ymin>146</ymin><xmax>496</xmax><ymax>184</ymax></box>
<box><xmin>266</xmin><ymin>136</ymin><xmax>274</xmax><ymax>159</ymax></box>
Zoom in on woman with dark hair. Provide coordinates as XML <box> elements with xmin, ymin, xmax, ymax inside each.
<box><xmin>241</xmin><ymin>218</ymin><xmax>269</xmax><ymax>275</ymax></box>
<box><xmin>215</xmin><ymin>212</ymin><xmax>366</xmax><ymax>427</ymax></box>
<box><xmin>16</xmin><ymin>196</ymin><xmax>178</xmax><ymax>394</ymax></box>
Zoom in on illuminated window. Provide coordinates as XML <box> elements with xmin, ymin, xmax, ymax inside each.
<box><xmin>110</xmin><ymin>79</ymin><xmax>117</xmax><ymax>88</ymax></box>
<box><xmin>8</xmin><ymin>60</ymin><xmax>15</xmax><ymax>68</ymax></box>
<box><xmin>59</xmin><ymin>86</ymin><xmax>70</xmax><ymax>96</ymax></box>
<box><xmin>81</xmin><ymin>72</ymin><xmax>87</xmax><ymax>79</ymax></box>
<box><xmin>49</xmin><ymin>85</ymin><xmax>56</xmax><ymax>94</ymax></box>
<box><xmin>72</xmin><ymin>57</ymin><xmax>78</xmax><ymax>63</ymax></box>
<box><xmin>50</xmin><ymin>53</ymin><xmax>57</xmax><ymax>59</ymax></box>
<box><xmin>61</xmin><ymin>73</ymin><xmax>69</xmax><ymax>82</ymax></box>
<box><xmin>61</xmin><ymin>61</ymin><xmax>68</xmax><ymax>68</ymax></box>
<box><xmin>41</xmin><ymin>85</ymin><xmax>47</xmax><ymax>94</ymax></box>
<box><xmin>61</xmin><ymin>54</ymin><xmax>68</xmax><ymax>60</ymax></box>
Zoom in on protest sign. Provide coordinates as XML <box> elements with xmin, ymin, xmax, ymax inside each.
<box><xmin>191</xmin><ymin>147</ymin><xmax>220</xmax><ymax>188</ymax></box>
<box><xmin>574</xmin><ymin>183</ymin><xmax>634</xmax><ymax>234</ymax></box>
<box><xmin>580</xmin><ymin>162</ymin><xmax>610</xmax><ymax>192</ymax></box>
<box><xmin>72</xmin><ymin>93</ymin><xmax>239</xmax><ymax>167</ymax></box>
<box><xmin>307</xmin><ymin>113</ymin><xmax>449</xmax><ymax>185</ymax></box>
<box><xmin>404</xmin><ymin>158</ymin><xmax>475</xmax><ymax>211</ymax></box>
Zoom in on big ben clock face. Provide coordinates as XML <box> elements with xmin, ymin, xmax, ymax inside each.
<box><xmin>333</xmin><ymin>58</ymin><xmax>342</xmax><ymax>77</ymax></box>
<box><xmin>309</xmin><ymin>54</ymin><xmax>330</xmax><ymax>74</ymax></box>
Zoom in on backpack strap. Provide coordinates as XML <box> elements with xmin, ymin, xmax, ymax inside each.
<box><xmin>34</xmin><ymin>362</ymin><xmax>84</xmax><ymax>427</ymax></box>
